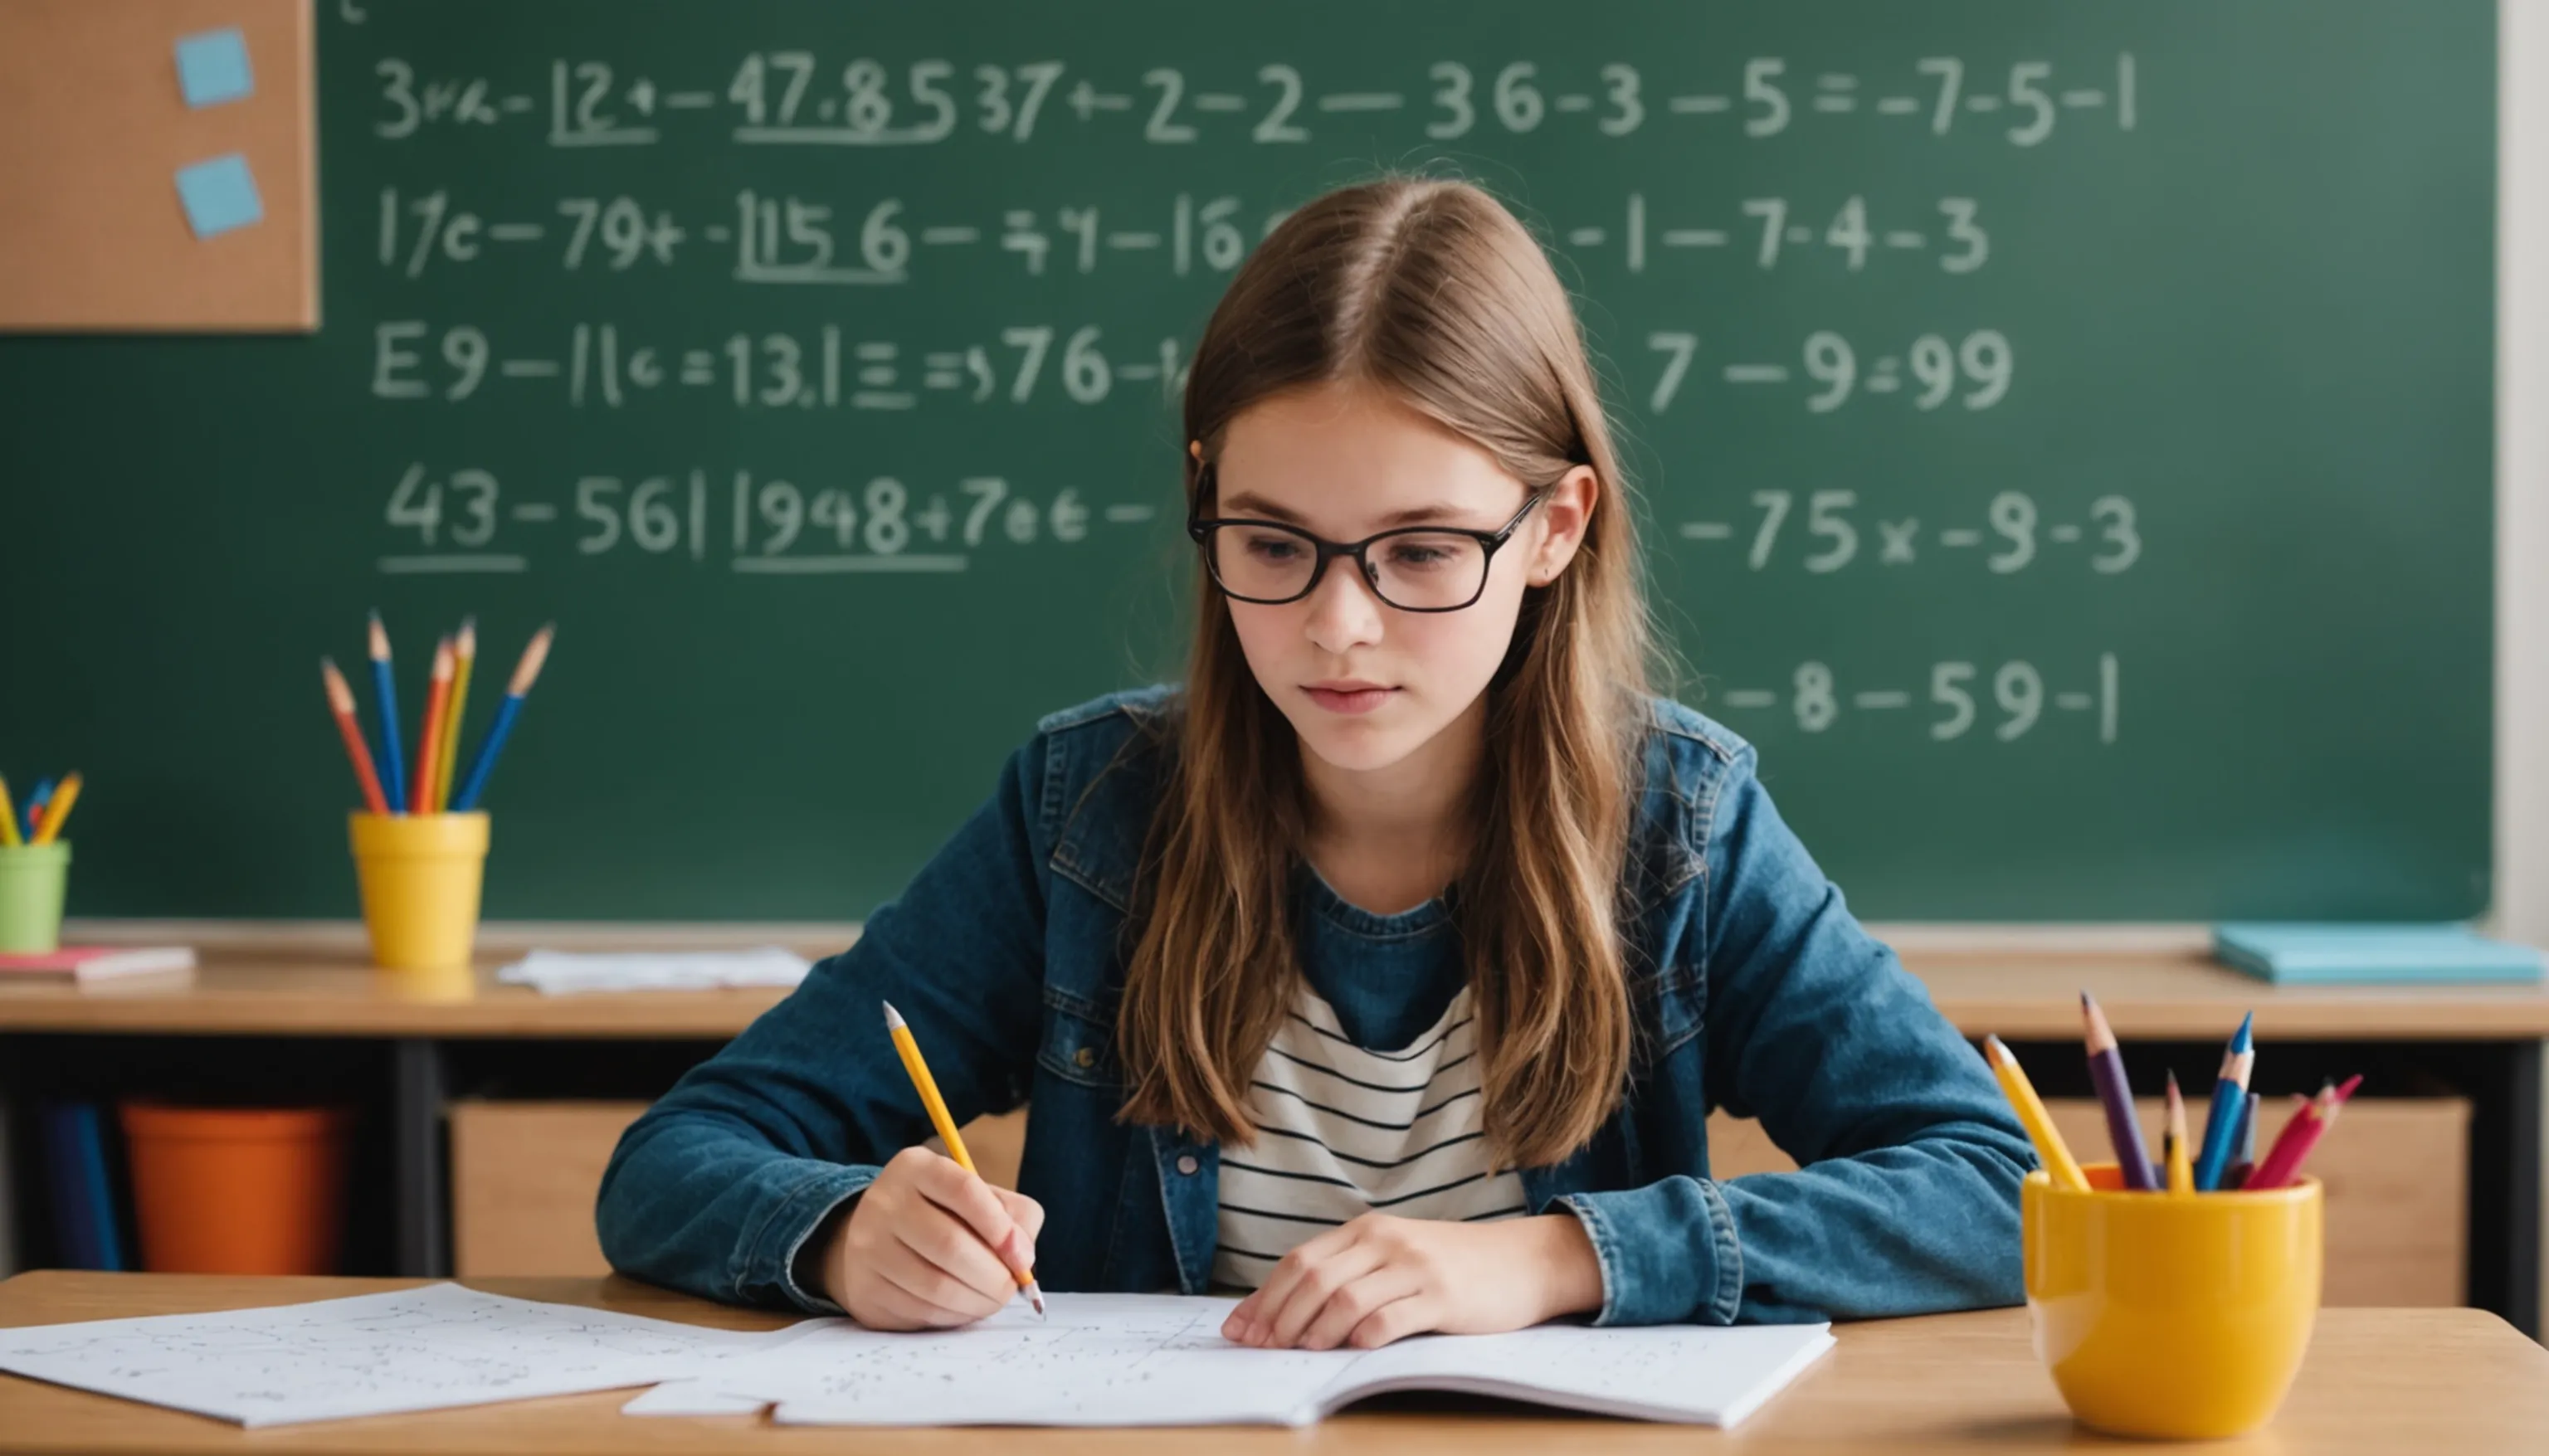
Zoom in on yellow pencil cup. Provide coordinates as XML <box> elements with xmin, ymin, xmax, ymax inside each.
<box><xmin>2025</xmin><ymin>1164</ymin><xmax>2322</xmax><ymax>1440</ymax></box>
<box><xmin>348</xmin><ymin>812</ymin><xmax>488</xmax><ymax>972</ymax></box>
<box><xmin>0</xmin><ymin>842</ymin><xmax>71</xmax><ymax>953</ymax></box>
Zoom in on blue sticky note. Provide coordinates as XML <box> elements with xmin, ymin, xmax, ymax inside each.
<box><xmin>174</xmin><ymin>27</ymin><xmax>254</xmax><ymax>108</ymax></box>
<box><xmin>175</xmin><ymin>153</ymin><xmax>263</xmax><ymax>238</ymax></box>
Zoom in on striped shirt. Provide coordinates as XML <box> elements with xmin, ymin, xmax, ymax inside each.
<box><xmin>1212</xmin><ymin>981</ymin><xmax>1525</xmax><ymax>1289</ymax></box>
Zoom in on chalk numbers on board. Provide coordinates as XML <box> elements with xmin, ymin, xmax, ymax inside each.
<box><xmin>377</xmin><ymin>464</ymin><xmax>1141</xmax><ymax>577</ymax></box>
<box><xmin>1715</xmin><ymin>654</ymin><xmax>2123</xmax><ymax>744</ymax></box>
<box><xmin>368</xmin><ymin>52</ymin><xmax>2137</xmax><ymax>147</ymax></box>
<box><xmin>1672</xmin><ymin>490</ymin><xmax>2140</xmax><ymax>577</ymax></box>
<box><xmin>1644</xmin><ymin>329</ymin><xmax>2013</xmax><ymax>414</ymax></box>
<box><xmin>362</xmin><ymin>33</ymin><xmax>2147</xmax><ymax>656</ymax></box>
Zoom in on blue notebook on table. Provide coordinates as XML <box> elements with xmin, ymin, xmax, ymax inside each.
<box><xmin>2213</xmin><ymin>923</ymin><xmax>2544</xmax><ymax>986</ymax></box>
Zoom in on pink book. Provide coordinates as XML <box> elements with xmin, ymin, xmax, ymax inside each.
<box><xmin>0</xmin><ymin>947</ymin><xmax>196</xmax><ymax>983</ymax></box>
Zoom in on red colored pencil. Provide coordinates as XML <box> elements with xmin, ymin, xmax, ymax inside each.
<box><xmin>320</xmin><ymin>659</ymin><xmax>391</xmax><ymax>815</ymax></box>
<box><xmin>2243</xmin><ymin>1075</ymin><xmax>2362</xmax><ymax>1191</ymax></box>
<box><xmin>410</xmin><ymin>637</ymin><xmax>455</xmax><ymax>816</ymax></box>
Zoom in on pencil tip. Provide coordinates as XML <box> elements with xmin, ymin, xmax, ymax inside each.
<box><xmin>881</xmin><ymin>1001</ymin><xmax>904</xmax><ymax>1030</ymax></box>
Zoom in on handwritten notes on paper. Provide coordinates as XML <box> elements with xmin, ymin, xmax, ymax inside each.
<box><xmin>0</xmin><ymin>1283</ymin><xmax>824</xmax><ymax>1426</ymax></box>
<box><xmin>0</xmin><ymin>1285</ymin><xmax>1830</xmax><ymax>1429</ymax></box>
<box><xmin>629</xmin><ymin>1293</ymin><xmax>1836</xmax><ymax>1428</ymax></box>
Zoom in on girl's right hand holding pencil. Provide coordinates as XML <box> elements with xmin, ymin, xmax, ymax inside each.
<box><xmin>808</xmin><ymin>1147</ymin><xmax>1045</xmax><ymax>1329</ymax></box>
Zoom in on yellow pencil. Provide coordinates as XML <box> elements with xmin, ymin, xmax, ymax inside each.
<box><xmin>433</xmin><ymin>617</ymin><xmax>476</xmax><ymax>812</ymax></box>
<box><xmin>2164</xmin><ymin>1071</ymin><xmax>2196</xmax><ymax>1195</ymax></box>
<box><xmin>28</xmin><ymin>772</ymin><xmax>81</xmax><ymax>847</ymax></box>
<box><xmin>882</xmin><ymin>1000</ymin><xmax>1045</xmax><ymax>1317</ymax></box>
<box><xmin>0</xmin><ymin>775</ymin><xmax>19</xmax><ymax>848</ymax></box>
<box><xmin>1982</xmin><ymin>1035</ymin><xmax>2088</xmax><ymax>1191</ymax></box>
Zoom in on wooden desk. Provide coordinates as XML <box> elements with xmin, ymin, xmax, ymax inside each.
<box><xmin>3</xmin><ymin>943</ymin><xmax>2547</xmax><ymax>1040</ymax></box>
<box><xmin>0</xmin><ymin>946</ymin><xmax>2538</xmax><ymax>1333</ymax></box>
<box><xmin>0</xmin><ymin>1272</ymin><xmax>2543</xmax><ymax>1454</ymax></box>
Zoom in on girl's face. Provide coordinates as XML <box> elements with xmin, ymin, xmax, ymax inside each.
<box><xmin>1211</xmin><ymin>381</ymin><xmax>1596</xmax><ymax>778</ymax></box>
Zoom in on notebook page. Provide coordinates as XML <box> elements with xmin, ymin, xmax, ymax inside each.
<box><xmin>762</xmin><ymin>1295</ymin><xmax>1358</xmax><ymax>1426</ymax></box>
<box><xmin>0</xmin><ymin>1283</ymin><xmax>831</xmax><ymax>1427</ymax></box>
<box><xmin>1317</xmin><ymin>1320</ymin><xmax>1836</xmax><ymax>1426</ymax></box>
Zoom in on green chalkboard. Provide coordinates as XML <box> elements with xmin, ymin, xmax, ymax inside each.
<box><xmin>0</xmin><ymin>0</ymin><xmax>2493</xmax><ymax>922</ymax></box>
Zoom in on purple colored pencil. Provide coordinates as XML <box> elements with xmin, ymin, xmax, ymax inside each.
<box><xmin>2081</xmin><ymin>992</ymin><xmax>2157</xmax><ymax>1190</ymax></box>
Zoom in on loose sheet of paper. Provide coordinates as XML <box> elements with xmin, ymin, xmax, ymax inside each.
<box><xmin>173</xmin><ymin>27</ymin><xmax>255</xmax><ymax>108</ymax></box>
<box><xmin>495</xmin><ymin>947</ymin><xmax>812</xmax><ymax>995</ymax></box>
<box><xmin>0</xmin><ymin>1283</ymin><xmax>830</xmax><ymax>1427</ymax></box>
<box><xmin>173</xmin><ymin>153</ymin><xmax>263</xmax><ymax>239</ymax></box>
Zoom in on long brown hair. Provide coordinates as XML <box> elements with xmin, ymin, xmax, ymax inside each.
<box><xmin>1115</xmin><ymin>176</ymin><xmax>1657</xmax><ymax>1170</ymax></box>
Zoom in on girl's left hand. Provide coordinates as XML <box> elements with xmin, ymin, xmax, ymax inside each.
<box><xmin>1221</xmin><ymin>1212</ymin><xmax>1605</xmax><ymax>1350</ymax></box>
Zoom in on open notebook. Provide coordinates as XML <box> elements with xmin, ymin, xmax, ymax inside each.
<box><xmin>626</xmin><ymin>1293</ymin><xmax>1835</xmax><ymax>1428</ymax></box>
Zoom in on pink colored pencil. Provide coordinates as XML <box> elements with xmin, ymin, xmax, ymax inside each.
<box><xmin>321</xmin><ymin>659</ymin><xmax>391</xmax><ymax>815</ymax></box>
<box><xmin>410</xmin><ymin>637</ymin><xmax>455</xmax><ymax>816</ymax></box>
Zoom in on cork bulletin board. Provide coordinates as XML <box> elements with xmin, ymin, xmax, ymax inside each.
<box><xmin>0</xmin><ymin>0</ymin><xmax>315</xmax><ymax>331</ymax></box>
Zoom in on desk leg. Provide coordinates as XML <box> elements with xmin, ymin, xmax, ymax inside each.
<box><xmin>392</xmin><ymin>1039</ymin><xmax>449</xmax><ymax>1278</ymax></box>
<box><xmin>2466</xmin><ymin>1040</ymin><xmax>2542</xmax><ymax>1338</ymax></box>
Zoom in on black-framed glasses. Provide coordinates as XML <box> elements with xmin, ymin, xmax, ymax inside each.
<box><xmin>1186</xmin><ymin>467</ymin><xmax>1550</xmax><ymax>611</ymax></box>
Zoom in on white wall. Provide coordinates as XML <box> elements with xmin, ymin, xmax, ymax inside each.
<box><xmin>2493</xmin><ymin>0</ymin><xmax>2549</xmax><ymax>1325</ymax></box>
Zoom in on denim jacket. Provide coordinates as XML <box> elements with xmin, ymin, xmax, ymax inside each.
<box><xmin>597</xmin><ymin>686</ymin><xmax>2031</xmax><ymax>1326</ymax></box>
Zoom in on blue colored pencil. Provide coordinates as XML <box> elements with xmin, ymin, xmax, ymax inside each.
<box><xmin>369</xmin><ymin>612</ymin><xmax>407</xmax><ymax>814</ymax></box>
<box><xmin>2225</xmin><ymin>1088</ymin><xmax>2261</xmax><ymax>1187</ymax></box>
<box><xmin>2193</xmin><ymin>1011</ymin><xmax>2255</xmax><ymax>1191</ymax></box>
<box><xmin>22</xmin><ymin>778</ymin><xmax>54</xmax><ymax>841</ymax></box>
<box><xmin>451</xmin><ymin>624</ymin><xmax>553</xmax><ymax>812</ymax></box>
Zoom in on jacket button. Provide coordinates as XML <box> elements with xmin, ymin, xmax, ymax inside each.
<box><xmin>1074</xmin><ymin>1046</ymin><xmax>1095</xmax><ymax>1069</ymax></box>
<box><xmin>1176</xmin><ymin>1155</ymin><xmax>1199</xmax><ymax>1176</ymax></box>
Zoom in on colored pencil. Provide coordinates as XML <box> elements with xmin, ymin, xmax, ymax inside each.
<box><xmin>1982</xmin><ymin>1035</ymin><xmax>2087</xmax><ymax>1191</ymax></box>
<box><xmin>2079</xmin><ymin>992</ymin><xmax>2156</xmax><ymax>1190</ymax></box>
<box><xmin>433</xmin><ymin>617</ymin><xmax>477</xmax><ymax>813</ymax></box>
<box><xmin>882</xmin><ymin>1000</ymin><xmax>1045</xmax><ymax>1317</ymax></box>
<box><xmin>450</xmin><ymin>623</ymin><xmax>553</xmax><ymax>812</ymax></box>
<box><xmin>369</xmin><ymin>612</ymin><xmax>407</xmax><ymax>814</ymax></box>
<box><xmin>321</xmin><ymin>659</ymin><xmax>392</xmax><ymax>815</ymax></box>
<box><xmin>23</xmin><ymin>779</ymin><xmax>53</xmax><ymax>842</ymax></box>
<box><xmin>2245</xmin><ymin>1074</ymin><xmax>2361</xmax><ymax>1191</ymax></box>
<box><xmin>2225</xmin><ymin>1088</ymin><xmax>2259</xmax><ymax>1190</ymax></box>
<box><xmin>2163</xmin><ymin>1072</ymin><xmax>2194</xmax><ymax>1195</ymax></box>
<box><xmin>0</xmin><ymin>775</ymin><xmax>19</xmax><ymax>849</ymax></box>
<box><xmin>2236</xmin><ymin>1093</ymin><xmax>2313</xmax><ymax>1191</ymax></box>
<box><xmin>28</xmin><ymin>772</ymin><xmax>80</xmax><ymax>846</ymax></box>
<box><xmin>2192</xmin><ymin>1011</ymin><xmax>2255</xmax><ymax>1191</ymax></box>
<box><xmin>411</xmin><ymin>638</ymin><xmax>456</xmax><ymax>816</ymax></box>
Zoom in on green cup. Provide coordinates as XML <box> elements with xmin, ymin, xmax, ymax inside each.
<box><xmin>0</xmin><ymin>842</ymin><xmax>70</xmax><ymax>953</ymax></box>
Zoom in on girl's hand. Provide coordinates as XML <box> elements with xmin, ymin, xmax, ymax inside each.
<box><xmin>819</xmin><ymin>1146</ymin><xmax>1045</xmax><ymax>1329</ymax></box>
<box><xmin>1221</xmin><ymin>1212</ymin><xmax>1604</xmax><ymax>1350</ymax></box>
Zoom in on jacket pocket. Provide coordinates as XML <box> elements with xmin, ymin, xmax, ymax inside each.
<box><xmin>1036</xmin><ymin>987</ymin><xmax>1123</xmax><ymax>1088</ymax></box>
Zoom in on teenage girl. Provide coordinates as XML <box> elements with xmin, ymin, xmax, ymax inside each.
<box><xmin>598</xmin><ymin>175</ymin><xmax>2032</xmax><ymax>1350</ymax></box>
